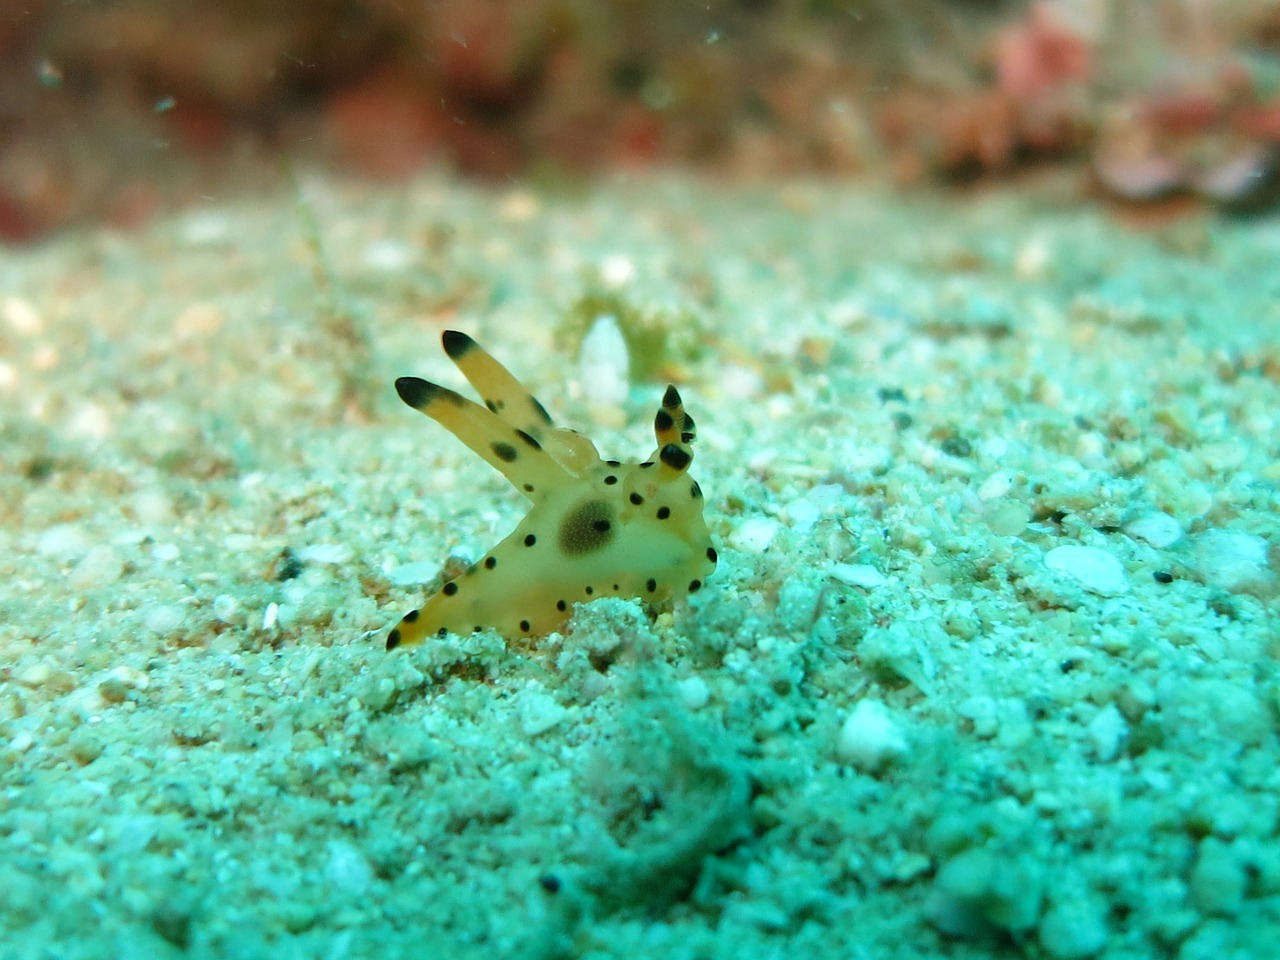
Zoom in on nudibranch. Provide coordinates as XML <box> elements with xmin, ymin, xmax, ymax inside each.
<box><xmin>386</xmin><ymin>330</ymin><xmax>716</xmax><ymax>650</ymax></box>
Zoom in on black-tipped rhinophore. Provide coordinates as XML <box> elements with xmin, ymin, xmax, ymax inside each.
<box><xmin>442</xmin><ymin>330</ymin><xmax>477</xmax><ymax>360</ymax></box>
<box><xmin>396</xmin><ymin>376</ymin><xmax>435</xmax><ymax>409</ymax></box>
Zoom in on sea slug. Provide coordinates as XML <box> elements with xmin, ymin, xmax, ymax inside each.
<box><xmin>386</xmin><ymin>330</ymin><xmax>716</xmax><ymax>649</ymax></box>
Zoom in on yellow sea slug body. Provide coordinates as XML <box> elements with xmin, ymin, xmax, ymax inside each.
<box><xmin>386</xmin><ymin>330</ymin><xmax>716</xmax><ymax>650</ymax></box>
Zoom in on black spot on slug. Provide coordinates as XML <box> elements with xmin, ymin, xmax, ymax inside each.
<box><xmin>688</xmin><ymin>579</ymin><xmax>702</xmax><ymax>593</ymax></box>
<box><xmin>659</xmin><ymin>444</ymin><xmax>692</xmax><ymax>471</ymax></box>
<box><xmin>646</xmin><ymin>578</ymin><xmax>657</xmax><ymax>593</ymax></box>
<box><xmin>516</xmin><ymin>429</ymin><xmax>541</xmax><ymax>450</ymax></box>
<box><xmin>585</xmin><ymin>586</ymin><xmax>593</xmax><ymax>595</ymax></box>
<box><xmin>630</xmin><ymin>492</ymin><xmax>644</xmax><ymax>505</ymax></box>
<box><xmin>706</xmin><ymin>546</ymin><xmax>718</xmax><ymax>564</ymax></box>
<box><xmin>656</xmin><ymin>506</ymin><xmax>670</xmax><ymax>520</ymax></box>
<box><xmin>604</xmin><ymin>475</ymin><xmax>618</xmax><ymax>485</ymax></box>
<box><xmin>404</xmin><ymin>609</ymin><xmax>420</xmax><ymax>622</ymax></box>
<box><xmin>558</xmin><ymin>499</ymin><xmax>616</xmax><ymax>556</ymax></box>
<box><xmin>557</xmin><ymin>599</ymin><xmax>567</xmax><ymax>611</ymax></box>
<box><xmin>484</xmin><ymin>556</ymin><xmax>497</xmax><ymax>569</ymax></box>
<box><xmin>386</xmin><ymin>629</ymin><xmax>402</xmax><ymax>650</ymax></box>
<box><xmin>442</xmin><ymin>581</ymin><xmax>458</xmax><ymax>596</ymax></box>
<box><xmin>519</xmin><ymin>619</ymin><xmax>531</xmax><ymax>632</ymax></box>
<box><xmin>690</xmin><ymin>480</ymin><xmax>702</xmax><ymax>499</ymax></box>
<box><xmin>525</xmin><ymin>534</ymin><xmax>537</xmax><ymax>547</ymax></box>
<box><xmin>492</xmin><ymin>441</ymin><xmax>518</xmax><ymax>462</ymax></box>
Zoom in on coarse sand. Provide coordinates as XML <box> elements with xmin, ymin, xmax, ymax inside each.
<box><xmin>2</xmin><ymin>172</ymin><xmax>1278</xmax><ymax>959</ymax></box>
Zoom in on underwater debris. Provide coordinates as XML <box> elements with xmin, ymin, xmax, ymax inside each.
<box><xmin>385</xmin><ymin>330</ymin><xmax>716</xmax><ymax>648</ymax></box>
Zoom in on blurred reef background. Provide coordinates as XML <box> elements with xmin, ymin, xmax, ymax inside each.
<box><xmin>4</xmin><ymin>0</ymin><xmax>1280</xmax><ymax>240</ymax></box>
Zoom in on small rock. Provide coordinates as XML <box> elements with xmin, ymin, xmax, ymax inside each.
<box><xmin>386</xmin><ymin>561</ymin><xmax>441</xmax><ymax>587</ymax></box>
<box><xmin>1086</xmin><ymin>704</ymin><xmax>1126</xmax><ymax>762</ymax></box>
<box><xmin>578</xmin><ymin>314</ymin><xmax>630</xmax><ymax>412</ymax></box>
<box><xmin>68</xmin><ymin>544</ymin><xmax>123</xmax><ymax>590</ymax></box>
<box><xmin>520</xmin><ymin>690</ymin><xmax>568</xmax><ymax>737</ymax></box>
<box><xmin>729</xmin><ymin>517</ymin><xmax>780</xmax><ymax>554</ymax></box>
<box><xmin>212</xmin><ymin>595</ymin><xmax>239</xmax><ymax>623</ymax></box>
<box><xmin>829</xmin><ymin>563</ymin><xmax>887</xmax><ymax>589</ymax></box>
<box><xmin>35</xmin><ymin>523</ymin><xmax>91</xmax><ymax>560</ymax></box>
<box><xmin>837</xmin><ymin>699</ymin><xmax>907</xmax><ymax>770</ymax></box>
<box><xmin>15</xmin><ymin>662</ymin><xmax>52</xmax><ymax>687</ymax></box>
<box><xmin>1039</xmin><ymin>895</ymin><xmax>1109</xmax><ymax>958</ymax></box>
<box><xmin>986</xmin><ymin>499</ymin><xmax>1031</xmax><ymax>537</ymax></box>
<box><xmin>299</xmin><ymin>543</ymin><xmax>353</xmax><ymax>566</ymax></box>
<box><xmin>1045</xmin><ymin>545</ymin><xmax>1129</xmax><ymax>597</ymax></box>
<box><xmin>144</xmin><ymin>604</ymin><xmax>187</xmax><ymax>634</ymax></box>
<box><xmin>1124</xmin><ymin>511</ymin><xmax>1182</xmax><ymax>549</ymax></box>
<box><xmin>325</xmin><ymin>840</ymin><xmax>374</xmax><ymax>895</ymax></box>
<box><xmin>1190</xmin><ymin>530</ymin><xmax>1270</xmax><ymax>594</ymax></box>
<box><xmin>676</xmin><ymin>675</ymin><xmax>710</xmax><ymax>711</ymax></box>
<box><xmin>977</xmin><ymin>470</ymin><xmax>1013</xmax><ymax>501</ymax></box>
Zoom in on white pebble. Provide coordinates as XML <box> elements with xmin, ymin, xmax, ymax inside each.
<box><xmin>145</xmin><ymin>604</ymin><xmax>187</xmax><ymax>634</ymax></box>
<box><xmin>212</xmin><ymin>594</ymin><xmax>239</xmax><ymax>623</ymax></box>
<box><xmin>15</xmin><ymin>662</ymin><xmax>52</xmax><ymax>687</ymax></box>
<box><xmin>785</xmin><ymin>497</ymin><xmax>821</xmax><ymax>531</ymax></box>
<box><xmin>520</xmin><ymin>690</ymin><xmax>568</xmax><ymax>737</ymax></box>
<box><xmin>599</xmin><ymin>254</ymin><xmax>636</xmax><ymax>287</ymax></box>
<box><xmin>1086</xmin><ymin>704</ymin><xmax>1126</xmax><ymax>762</ymax></box>
<box><xmin>1045</xmin><ymin>545</ymin><xmax>1130</xmax><ymax>597</ymax></box>
<box><xmin>828</xmin><ymin>563</ymin><xmax>887</xmax><ymax>589</ymax></box>
<box><xmin>720</xmin><ymin>364</ymin><xmax>763</xmax><ymax>401</ymax></box>
<box><xmin>3</xmin><ymin>296</ymin><xmax>43</xmax><ymax>334</ymax></box>
<box><xmin>977</xmin><ymin>470</ymin><xmax>1013</xmax><ymax>501</ymax></box>
<box><xmin>324</xmin><ymin>840</ymin><xmax>374</xmax><ymax>895</ymax></box>
<box><xmin>1191</xmin><ymin>530</ymin><xmax>1269</xmax><ymax>593</ymax></box>
<box><xmin>1123</xmin><ymin>512</ymin><xmax>1182</xmax><ymax>549</ymax></box>
<box><xmin>35</xmin><ymin>523</ymin><xmax>91</xmax><ymax>560</ymax></box>
<box><xmin>676</xmin><ymin>676</ymin><xmax>710</xmax><ymax>711</ymax></box>
<box><xmin>362</xmin><ymin>239</ymin><xmax>412</xmax><ymax>272</ymax></box>
<box><xmin>728</xmin><ymin>517</ymin><xmax>779</xmax><ymax>554</ymax></box>
<box><xmin>386</xmin><ymin>561</ymin><xmax>441</xmax><ymax>587</ymax></box>
<box><xmin>578</xmin><ymin>314</ymin><xmax>630</xmax><ymax>410</ymax></box>
<box><xmin>299</xmin><ymin>543</ymin><xmax>352</xmax><ymax>566</ymax></box>
<box><xmin>133</xmin><ymin>490</ymin><xmax>174</xmax><ymax>524</ymax></box>
<box><xmin>68</xmin><ymin>545</ymin><xmax>123</xmax><ymax>590</ymax></box>
<box><xmin>837</xmin><ymin>699</ymin><xmax>907</xmax><ymax>770</ymax></box>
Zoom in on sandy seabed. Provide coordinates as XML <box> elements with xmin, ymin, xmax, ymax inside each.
<box><xmin>2</xmin><ymin>172</ymin><xmax>1278</xmax><ymax>960</ymax></box>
